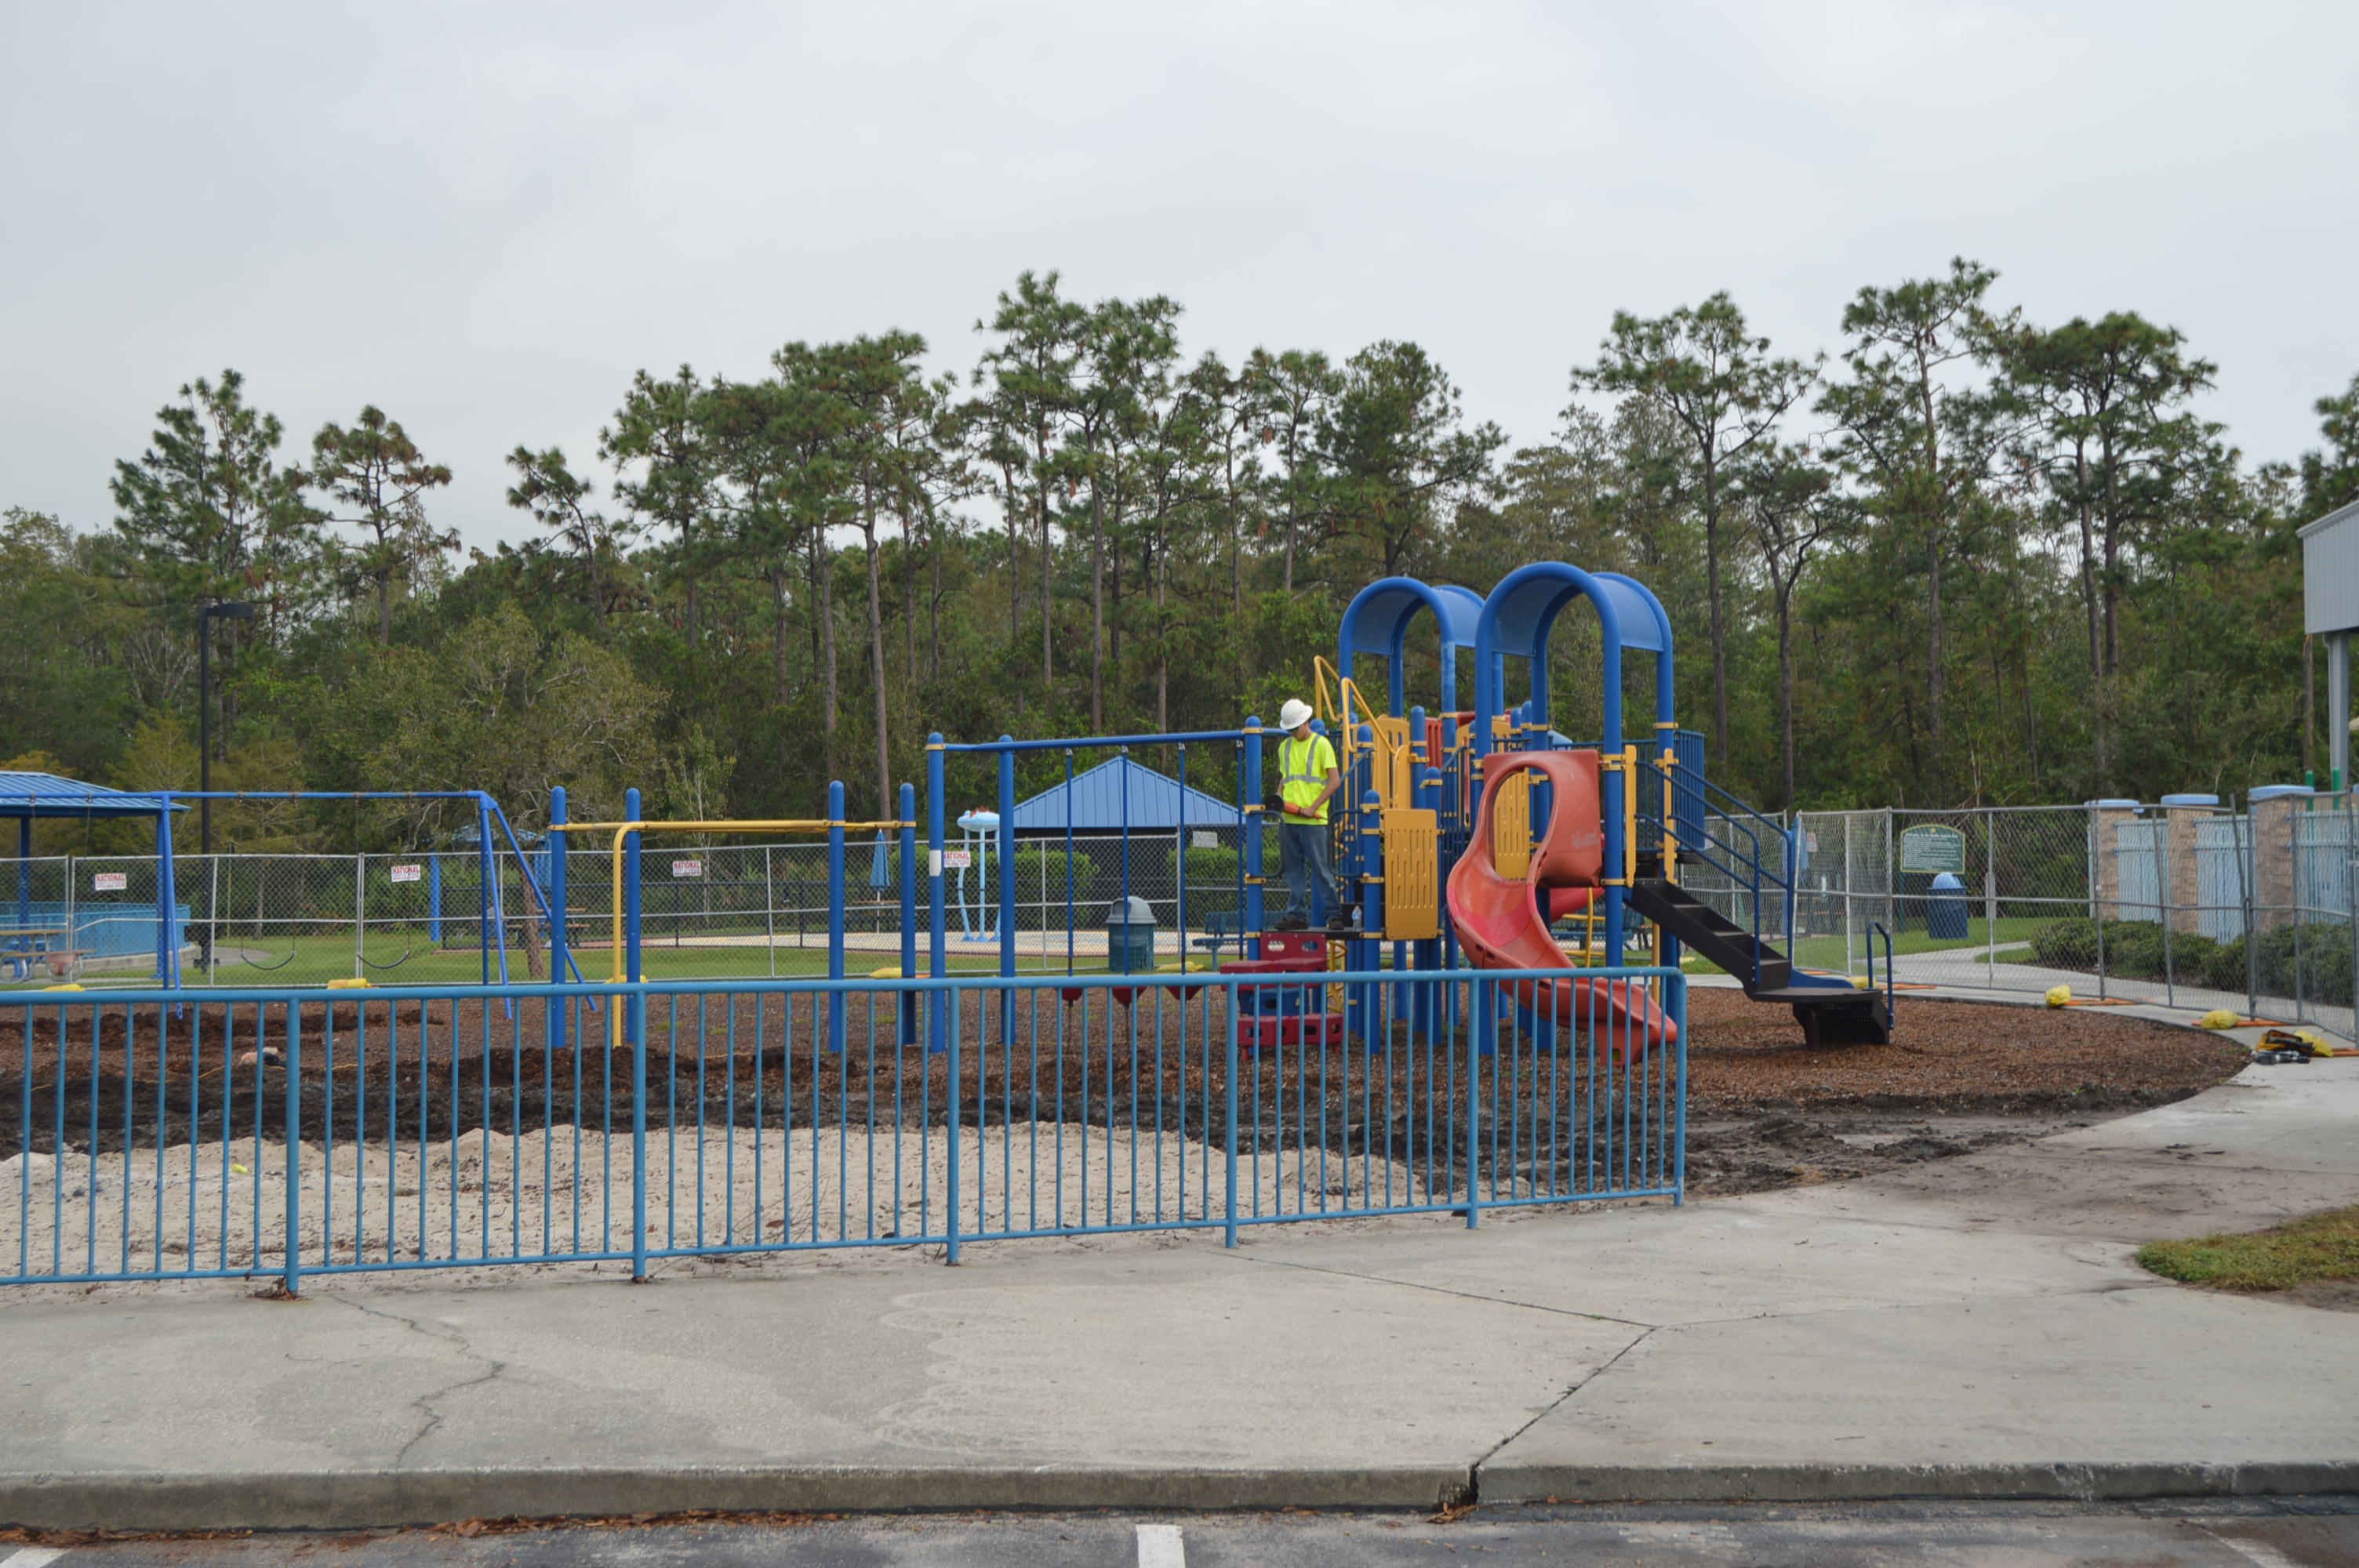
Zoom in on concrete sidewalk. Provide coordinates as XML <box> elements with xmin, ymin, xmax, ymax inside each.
<box><xmin>3</xmin><ymin>1051</ymin><xmax>2356</xmax><ymax>1530</ymax></box>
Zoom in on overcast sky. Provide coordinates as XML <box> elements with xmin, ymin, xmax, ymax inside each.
<box><xmin>4</xmin><ymin>1</ymin><xmax>2354</xmax><ymax>552</ymax></box>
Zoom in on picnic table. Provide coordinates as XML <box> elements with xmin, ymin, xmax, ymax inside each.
<box><xmin>0</xmin><ymin>926</ymin><xmax>82</xmax><ymax>982</ymax></box>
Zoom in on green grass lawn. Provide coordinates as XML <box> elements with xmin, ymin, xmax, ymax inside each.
<box><xmin>2138</xmin><ymin>1206</ymin><xmax>2359</xmax><ymax>1291</ymax></box>
<box><xmin>0</xmin><ymin>929</ymin><xmax>1021</xmax><ymax>991</ymax></box>
<box><xmin>1781</xmin><ymin>915</ymin><xmax>2049</xmax><ymax>973</ymax></box>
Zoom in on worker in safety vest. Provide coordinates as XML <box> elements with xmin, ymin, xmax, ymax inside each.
<box><xmin>1269</xmin><ymin>698</ymin><xmax>1357</xmax><ymax>933</ymax></box>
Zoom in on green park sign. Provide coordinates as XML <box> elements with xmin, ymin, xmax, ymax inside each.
<box><xmin>1899</xmin><ymin>823</ymin><xmax>1968</xmax><ymax>874</ymax></box>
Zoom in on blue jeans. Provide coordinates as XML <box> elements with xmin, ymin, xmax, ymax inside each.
<box><xmin>1278</xmin><ymin>818</ymin><xmax>1343</xmax><ymax>922</ymax></box>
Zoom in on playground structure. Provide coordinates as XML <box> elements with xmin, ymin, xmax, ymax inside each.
<box><xmin>0</xmin><ymin>556</ymin><xmax>1931</xmax><ymax>1297</ymax></box>
<box><xmin>7</xmin><ymin>558</ymin><xmax>1891</xmax><ymax>1051</ymax></box>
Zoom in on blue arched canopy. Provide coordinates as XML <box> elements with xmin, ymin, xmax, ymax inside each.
<box><xmin>1337</xmin><ymin>576</ymin><xmax>1484</xmax><ymax>719</ymax></box>
<box><xmin>1473</xmin><ymin>566</ymin><xmax>1677</xmax><ymax>754</ymax></box>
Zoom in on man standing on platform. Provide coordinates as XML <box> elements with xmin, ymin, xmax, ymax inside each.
<box><xmin>1269</xmin><ymin>699</ymin><xmax>1358</xmax><ymax>933</ymax></box>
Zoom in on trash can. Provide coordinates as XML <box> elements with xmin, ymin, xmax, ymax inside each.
<box><xmin>1105</xmin><ymin>895</ymin><xmax>1158</xmax><ymax>975</ymax></box>
<box><xmin>1925</xmin><ymin>871</ymin><xmax>1969</xmax><ymax>940</ymax></box>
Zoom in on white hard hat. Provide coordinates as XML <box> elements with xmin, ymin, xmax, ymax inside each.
<box><xmin>1278</xmin><ymin>699</ymin><xmax>1314</xmax><ymax>731</ymax></box>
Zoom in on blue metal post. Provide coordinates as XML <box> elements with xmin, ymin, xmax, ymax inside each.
<box><xmin>282</xmin><ymin>1001</ymin><xmax>303</xmax><ymax>1293</ymax></box>
<box><xmin>1412</xmin><ymin>754</ymin><xmax>1442</xmax><ymax>1036</ymax></box>
<box><xmin>899</xmin><ymin>782</ymin><xmax>918</xmax><ymax>1047</ymax></box>
<box><xmin>14</xmin><ymin>816</ymin><xmax>27</xmax><ymax>937</ymax></box>
<box><xmin>547</xmin><ymin>786</ymin><xmax>568</xmax><ymax>1056</ymax></box>
<box><xmin>475</xmin><ymin>802</ymin><xmax>491</xmax><ymax>989</ymax></box>
<box><xmin>1224</xmin><ymin>985</ymin><xmax>1240</xmax><ymax>1248</ymax></box>
<box><xmin>1671</xmin><ymin>971</ymin><xmax>1688</xmax><ymax>1207</ymax></box>
<box><xmin>1467</xmin><ymin>978</ymin><xmax>1489</xmax><ymax>1224</ymax></box>
<box><xmin>482</xmin><ymin>799</ymin><xmax>512</xmax><ymax>994</ymax></box>
<box><xmin>631</xmin><ymin>982</ymin><xmax>649</xmax><ymax>1279</ymax></box>
<box><xmin>927</xmin><ymin>740</ymin><xmax>947</xmax><ymax>1056</ymax></box>
<box><xmin>946</xmin><ymin>981</ymin><xmax>961</xmax><ymax>1265</ymax></box>
<box><xmin>827</xmin><ymin>780</ymin><xmax>846</xmax><ymax>1055</ymax></box>
<box><xmin>624</xmin><ymin>787</ymin><xmax>642</xmax><ymax>1043</ymax></box>
<box><xmin>1119</xmin><ymin>749</ymin><xmax>1132</xmax><ymax>971</ymax></box>
<box><xmin>1243</xmin><ymin>719</ymin><xmax>1265</xmax><ymax>934</ymax></box>
<box><xmin>427</xmin><ymin>852</ymin><xmax>442</xmax><ymax>945</ymax></box>
<box><xmin>1355</xmin><ymin>786</ymin><xmax>1383</xmax><ymax>1051</ymax></box>
<box><xmin>154</xmin><ymin>796</ymin><xmax>176</xmax><ymax>988</ymax></box>
<box><xmin>997</xmin><ymin>742</ymin><xmax>1016</xmax><ymax>1039</ymax></box>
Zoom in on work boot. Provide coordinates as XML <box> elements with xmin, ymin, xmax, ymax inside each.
<box><xmin>1271</xmin><ymin>914</ymin><xmax>1309</xmax><ymax>932</ymax></box>
<box><xmin>1327</xmin><ymin>906</ymin><xmax>1361</xmax><ymax>933</ymax></box>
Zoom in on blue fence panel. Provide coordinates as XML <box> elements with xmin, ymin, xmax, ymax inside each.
<box><xmin>0</xmin><ymin>967</ymin><xmax>1684</xmax><ymax>1288</ymax></box>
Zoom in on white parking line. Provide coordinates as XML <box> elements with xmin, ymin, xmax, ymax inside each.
<box><xmin>2197</xmin><ymin>1526</ymin><xmax>2306</xmax><ymax>1568</ymax></box>
<box><xmin>2</xmin><ymin>1548</ymin><xmax>70</xmax><ymax>1568</ymax></box>
<box><xmin>1136</xmin><ymin>1521</ymin><xmax>1187</xmax><ymax>1568</ymax></box>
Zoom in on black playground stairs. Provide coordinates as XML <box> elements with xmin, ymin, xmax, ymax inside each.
<box><xmin>1629</xmin><ymin>878</ymin><xmax>1891</xmax><ymax>1046</ymax></box>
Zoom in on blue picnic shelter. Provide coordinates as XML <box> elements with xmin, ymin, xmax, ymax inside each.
<box><xmin>1</xmin><ymin>771</ymin><xmax>186</xmax><ymax>981</ymax></box>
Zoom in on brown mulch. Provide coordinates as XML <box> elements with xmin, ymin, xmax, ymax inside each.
<box><xmin>1685</xmin><ymin>988</ymin><xmax>2250</xmax><ymax>1113</ymax></box>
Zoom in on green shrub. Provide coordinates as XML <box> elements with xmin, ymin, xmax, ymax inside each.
<box><xmin>2165</xmin><ymin>933</ymin><xmax>2223</xmax><ymax>984</ymax></box>
<box><xmin>2201</xmin><ymin>938</ymin><xmax>2252</xmax><ymax>993</ymax></box>
<box><xmin>1169</xmin><ymin>844</ymin><xmax>1241</xmax><ymax>919</ymax></box>
<box><xmin>2030</xmin><ymin>916</ymin><xmax>2097</xmax><ymax>967</ymax></box>
<box><xmin>2255</xmin><ymin>921</ymin><xmax>2355</xmax><ymax>1008</ymax></box>
<box><xmin>2102</xmin><ymin>920</ymin><xmax>2168</xmax><ymax>979</ymax></box>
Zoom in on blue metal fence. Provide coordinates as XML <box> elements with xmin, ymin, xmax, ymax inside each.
<box><xmin>1</xmin><ymin>967</ymin><xmax>1684</xmax><ymax>1290</ymax></box>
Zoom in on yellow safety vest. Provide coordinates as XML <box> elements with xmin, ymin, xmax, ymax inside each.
<box><xmin>1278</xmin><ymin>733</ymin><xmax>1337</xmax><ymax>824</ymax></box>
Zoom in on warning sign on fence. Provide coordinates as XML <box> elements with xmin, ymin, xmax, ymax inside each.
<box><xmin>942</xmin><ymin>850</ymin><xmax>972</xmax><ymax>869</ymax></box>
<box><xmin>390</xmin><ymin>863</ymin><xmax>423</xmax><ymax>884</ymax></box>
<box><xmin>93</xmin><ymin>871</ymin><xmax>126</xmax><ymax>892</ymax></box>
<box><xmin>671</xmin><ymin>858</ymin><xmax>703</xmax><ymax>878</ymax></box>
<box><xmin>1193</xmin><ymin>830</ymin><xmax>1219</xmax><ymax>848</ymax></box>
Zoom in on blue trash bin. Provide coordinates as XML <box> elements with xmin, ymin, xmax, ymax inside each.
<box><xmin>1925</xmin><ymin>871</ymin><xmax>1969</xmax><ymax>940</ymax></box>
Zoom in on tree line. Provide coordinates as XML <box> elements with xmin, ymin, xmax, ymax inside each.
<box><xmin>5</xmin><ymin>260</ymin><xmax>2356</xmax><ymax>851</ymax></box>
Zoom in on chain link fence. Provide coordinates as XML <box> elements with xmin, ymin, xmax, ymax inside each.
<box><xmin>2</xmin><ymin>826</ymin><xmax>1264</xmax><ymax>989</ymax></box>
<box><xmin>15</xmin><ymin>796</ymin><xmax>2358</xmax><ymax>1040</ymax></box>
<box><xmin>1793</xmin><ymin>799</ymin><xmax>2359</xmax><ymax>1040</ymax></box>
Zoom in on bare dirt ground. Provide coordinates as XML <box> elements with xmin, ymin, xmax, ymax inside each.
<box><xmin>1679</xmin><ymin>986</ymin><xmax>2250</xmax><ymax>1194</ymax></box>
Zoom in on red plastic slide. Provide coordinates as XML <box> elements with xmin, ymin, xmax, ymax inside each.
<box><xmin>1445</xmin><ymin>749</ymin><xmax>1677</xmax><ymax>1058</ymax></box>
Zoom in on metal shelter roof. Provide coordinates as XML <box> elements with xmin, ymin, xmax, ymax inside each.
<box><xmin>0</xmin><ymin>771</ymin><xmax>182</xmax><ymax>819</ymax></box>
<box><xmin>1009</xmin><ymin>756</ymin><xmax>1241</xmax><ymax>833</ymax></box>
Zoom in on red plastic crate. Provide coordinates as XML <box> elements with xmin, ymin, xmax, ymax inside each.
<box><xmin>1241</xmin><ymin>1012</ymin><xmax>1348</xmax><ymax>1050</ymax></box>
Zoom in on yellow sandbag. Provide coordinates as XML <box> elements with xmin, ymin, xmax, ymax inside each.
<box><xmin>2197</xmin><ymin>1008</ymin><xmax>2239</xmax><ymax>1030</ymax></box>
<box><xmin>327</xmin><ymin>977</ymin><xmax>373</xmax><ymax>990</ymax></box>
<box><xmin>2045</xmin><ymin>984</ymin><xmax>2072</xmax><ymax>1008</ymax></box>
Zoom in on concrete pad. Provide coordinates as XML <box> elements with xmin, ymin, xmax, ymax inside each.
<box><xmin>1750</xmin><ymin>1069</ymin><xmax>2359</xmax><ymax>1243</ymax></box>
<box><xmin>0</xmin><ymin>1245</ymin><xmax>1637</xmax><ymax>1527</ymax></box>
<box><xmin>2040</xmin><ymin>1064</ymin><xmax>2359</xmax><ymax>1169</ymax></box>
<box><xmin>1752</xmin><ymin>1145</ymin><xmax>2359</xmax><ymax>1243</ymax></box>
<box><xmin>1486</xmin><ymin>1283</ymin><xmax>2359</xmax><ymax>1501</ymax></box>
<box><xmin>1230</xmin><ymin>1199</ymin><xmax>2143</xmax><ymax>1328</ymax></box>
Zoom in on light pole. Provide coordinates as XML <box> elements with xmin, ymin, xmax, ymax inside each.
<box><xmin>197</xmin><ymin>601</ymin><xmax>256</xmax><ymax>855</ymax></box>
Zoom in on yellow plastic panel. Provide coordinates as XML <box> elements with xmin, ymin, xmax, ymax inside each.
<box><xmin>1381</xmin><ymin>808</ymin><xmax>1441</xmax><ymax>941</ymax></box>
<box><xmin>1372</xmin><ymin>716</ymin><xmax>1414</xmax><ymax>808</ymax></box>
